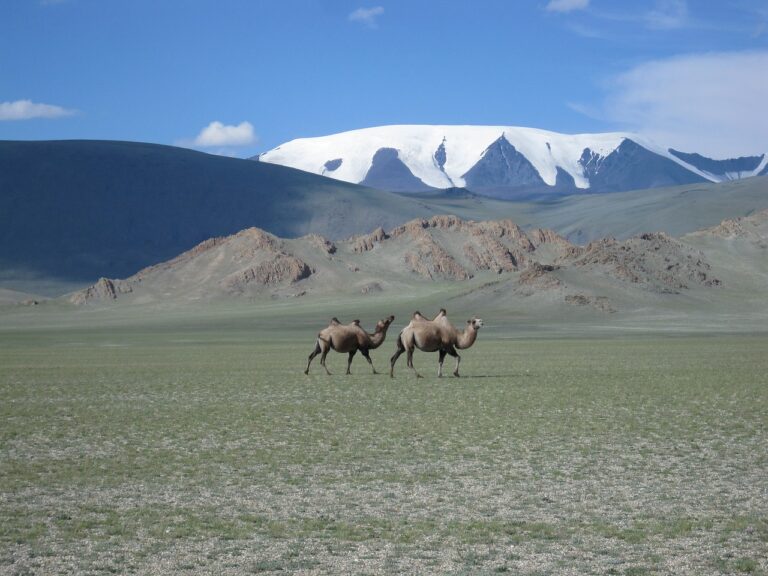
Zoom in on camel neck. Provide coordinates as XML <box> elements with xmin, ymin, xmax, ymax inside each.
<box><xmin>456</xmin><ymin>326</ymin><xmax>478</xmax><ymax>350</ymax></box>
<box><xmin>369</xmin><ymin>326</ymin><xmax>389</xmax><ymax>348</ymax></box>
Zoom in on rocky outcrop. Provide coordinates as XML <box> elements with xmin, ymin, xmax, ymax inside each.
<box><xmin>351</xmin><ymin>226</ymin><xmax>388</xmax><ymax>253</ymax></box>
<box><xmin>464</xmin><ymin>241</ymin><xmax>519</xmax><ymax>273</ymax></box>
<box><xmin>687</xmin><ymin>209</ymin><xmax>768</xmax><ymax>245</ymax></box>
<box><xmin>69</xmin><ymin>277</ymin><xmax>132</xmax><ymax>305</ymax></box>
<box><xmin>570</xmin><ymin>232</ymin><xmax>720</xmax><ymax>291</ymax></box>
<box><xmin>473</xmin><ymin>219</ymin><xmax>529</xmax><ymax>241</ymax></box>
<box><xmin>232</xmin><ymin>228</ymin><xmax>281</xmax><ymax>261</ymax></box>
<box><xmin>390</xmin><ymin>215</ymin><xmax>467</xmax><ymax>238</ymax></box>
<box><xmin>221</xmin><ymin>255</ymin><xmax>312</xmax><ymax>293</ymax></box>
<box><xmin>529</xmin><ymin>228</ymin><xmax>571</xmax><ymax>249</ymax></box>
<box><xmin>405</xmin><ymin>239</ymin><xmax>471</xmax><ymax>280</ymax></box>
<box><xmin>304</xmin><ymin>234</ymin><xmax>337</xmax><ymax>255</ymax></box>
<box><xmin>66</xmin><ymin>213</ymin><xmax>734</xmax><ymax>305</ymax></box>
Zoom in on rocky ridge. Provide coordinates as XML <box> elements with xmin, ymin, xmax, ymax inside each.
<box><xmin>686</xmin><ymin>208</ymin><xmax>768</xmax><ymax>246</ymax></box>
<box><xmin>66</xmin><ymin>212</ymin><xmax>759</xmax><ymax>310</ymax></box>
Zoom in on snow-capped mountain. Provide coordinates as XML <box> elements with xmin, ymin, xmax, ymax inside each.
<box><xmin>257</xmin><ymin>125</ymin><xmax>768</xmax><ymax>198</ymax></box>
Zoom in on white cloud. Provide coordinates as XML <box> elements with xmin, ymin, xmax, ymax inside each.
<box><xmin>545</xmin><ymin>0</ymin><xmax>589</xmax><ymax>13</ymax></box>
<box><xmin>645</xmin><ymin>0</ymin><xmax>688</xmax><ymax>29</ymax></box>
<box><xmin>0</xmin><ymin>99</ymin><xmax>76</xmax><ymax>121</ymax></box>
<box><xmin>192</xmin><ymin>121</ymin><xmax>256</xmax><ymax>147</ymax></box>
<box><xmin>349</xmin><ymin>6</ymin><xmax>384</xmax><ymax>27</ymax></box>
<box><xmin>589</xmin><ymin>51</ymin><xmax>768</xmax><ymax>157</ymax></box>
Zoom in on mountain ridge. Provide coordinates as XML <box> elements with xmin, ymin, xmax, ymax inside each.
<box><xmin>258</xmin><ymin>124</ymin><xmax>766</xmax><ymax>198</ymax></box>
<box><xmin>3</xmin><ymin>139</ymin><xmax>768</xmax><ymax>298</ymax></box>
<box><xmin>68</xmin><ymin>211</ymin><xmax>768</xmax><ymax>319</ymax></box>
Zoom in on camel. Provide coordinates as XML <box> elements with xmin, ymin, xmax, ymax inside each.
<box><xmin>305</xmin><ymin>315</ymin><xmax>395</xmax><ymax>375</ymax></box>
<box><xmin>390</xmin><ymin>309</ymin><xmax>483</xmax><ymax>378</ymax></box>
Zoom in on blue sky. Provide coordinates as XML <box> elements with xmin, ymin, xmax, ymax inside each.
<box><xmin>2</xmin><ymin>0</ymin><xmax>767</xmax><ymax>158</ymax></box>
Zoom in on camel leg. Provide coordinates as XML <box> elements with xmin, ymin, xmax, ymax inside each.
<box><xmin>319</xmin><ymin>348</ymin><xmax>332</xmax><ymax>376</ymax></box>
<box><xmin>438</xmin><ymin>349</ymin><xmax>447</xmax><ymax>377</ymax></box>
<box><xmin>361</xmin><ymin>348</ymin><xmax>377</xmax><ymax>374</ymax></box>
<box><xmin>390</xmin><ymin>340</ymin><xmax>405</xmax><ymax>378</ymax></box>
<box><xmin>446</xmin><ymin>346</ymin><xmax>461</xmax><ymax>377</ymax></box>
<box><xmin>304</xmin><ymin>341</ymin><xmax>321</xmax><ymax>374</ymax></box>
<box><xmin>346</xmin><ymin>350</ymin><xmax>357</xmax><ymax>375</ymax></box>
<box><xmin>407</xmin><ymin>347</ymin><xmax>423</xmax><ymax>379</ymax></box>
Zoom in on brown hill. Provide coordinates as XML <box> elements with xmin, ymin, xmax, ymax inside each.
<box><xmin>68</xmin><ymin>212</ymin><xmax>765</xmax><ymax>315</ymax></box>
<box><xmin>685</xmin><ymin>208</ymin><xmax>768</xmax><ymax>245</ymax></box>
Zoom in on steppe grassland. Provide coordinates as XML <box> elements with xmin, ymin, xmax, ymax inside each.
<box><xmin>1</xmin><ymin>305</ymin><xmax>767</xmax><ymax>574</ymax></box>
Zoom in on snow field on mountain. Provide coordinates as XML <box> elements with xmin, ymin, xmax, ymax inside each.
<box><xmin>259</xmin><ymin>124</ymin><xmax>693</xmax><ymax>189</ymax></box>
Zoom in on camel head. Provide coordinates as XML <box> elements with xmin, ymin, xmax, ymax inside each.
<box><xmin>376</xmin><ymin>315</ymin><xmax>395</xmax><ymax>332</ymax></box>
<box><xmin>467</xmin><ymin>317</ymin><xmax>484</xmax><ymax>330</ymax></box>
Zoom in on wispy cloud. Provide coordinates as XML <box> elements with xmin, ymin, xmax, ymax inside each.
<box><xmin>191</xmin><ymin>121</ymin><xmax>256</xmax><ymax>147</ymax></box>
<box><xmin>0</xmin><ymin>99</ymin><xmax>77</xmax><ymax>121</ymax></box>
<box><xmin>573</xmin><ymin>51</ymin><xmax>768</xmax><ymax>157</ymax></box>
<box><xmin>555</xmin><ymin>0</ymin><xmax>701</xmax><ymax>37</ymax></box>
<box><xmin>349</xmin><ymin>6</ymin><xmax>384</xmax><ymax>28</ymax></box>
<box><xmin>545</xmin><ymin>0</ymin><xmax>589</xmax><ymax>13</ymax></box>
<box><xmin>644</xmin><ymin>0</ymin><xmax>688</xmax><ymax>29</ymax></box>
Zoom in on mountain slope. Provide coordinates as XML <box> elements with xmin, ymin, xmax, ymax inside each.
<box><xmin>66</xmin><ymin>211</ymin><xmax>768</xmax><ymax>333</ymax></box>
<box><xmin>669</xmin><ymin>149</ymin><xmax>767</xmax><ymax>181</ymax></box>
<box><xmin>71</xmin><ymin>212</ymin><xmax>763</xmax><ymax>309</ymax></box>
<box><xmin>258</xmin><ymin>125</ymin><xmax>761</xmax><ymax>197</ymax></box>
<box><xmin>0</xmin><ymin>140</ymin><xmax>441</xmax><ymax>292</ymax></box>
<box><xmin>3</xmin><ymin>140</ymin><xmax>768</xmax><ymax>297</ymax></box>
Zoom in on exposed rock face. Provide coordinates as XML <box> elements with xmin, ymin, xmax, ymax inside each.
<box><xmin>404</xmin><ymin>239</ymin><xmax>471</xmax><ymax>280</ymax></box>
<box><xmin>464</xmin><ymin>241</ymin><xmax>519</xmax><ymax>273</ymax></box>
<box><xmin>221</xmin><ymin>255</ymin><xmax>312</xmax><ymax>293</ymax></box>
<box><xmin>351</xmin><ymin>227</ymin><xmax>388</xmax><ymax>253</ymax></box>
<box><xmin>70</xmin><ymin>277</ymin><xmax>132</xmax><ymax>305</ymax></box>
<box><xmin>389</xmin><ymin>215</ymin><xmax>466</xmax><ymax>238</ymax></box>
<box><xmin>687</xmin><ymin>209</ymin><xmax>768</xmax><ymax>245</ymax></box>
<box><xmin>462</xmin><ymin>135</ymin><xmax>545</xmax><ymax>192</ymax></box>
<box><xmin>529</xmin><ymin>228</ymin><xmax>570</xmax><ymax>249</ymax></box>
<box><xmin>570</xmin><ymin>232</ymin><xmax>720</xmax><ymax>291</ymax></box>
<box><xmin>580</xmin><ymin>139</ymin><xmax>706</xmax><ymax>192</ymax></box>
<box><xmin>68</xmin><ymin>213</ymin><xmax>735</xmax><ymax>305</ymax></box>
<box><xmin>304</xmin><ymin>234</ymin><xmax>337</xmax><ymax>255</ymax></box>
<box><xmin>388</xmin><ymin>216</ymin><xmax>473</xmax><ymax>279</ymax></box>
<box><xmin>232</xmin><ymin>229</ymin><xmax>281</xmax><ymax>262</ymax></box>
<box><xmin>474</xmin><ymin>219</ymin><xmax>532</xmax><ymax>243</ymax></box>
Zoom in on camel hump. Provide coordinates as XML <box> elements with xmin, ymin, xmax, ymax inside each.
<box><xmin>330</xmin><ymin>317</ymin><xmax>341</xmax><ymax>326</ymax></box>
<box><xmin>437</xmin><ymin>308</ymin><xmax>447</xmax><ymax>317</ymax></box>
<box><xmin>350</xmin><ymin>319</ymin><xmax>361</xmax><ymax>326</ymax></box>
<box><xmin>412</xmin><ymin>311</ymin><xmax>429</xmax><ymax>321</ymax></box>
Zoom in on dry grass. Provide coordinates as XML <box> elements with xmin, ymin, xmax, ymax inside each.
<box><xmin>1</xmin><ymin>330</ymin><xmax>767</xmax><ymax>575</ymax></box>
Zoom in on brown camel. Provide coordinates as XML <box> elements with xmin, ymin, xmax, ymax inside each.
<box><xmin>390</xmin><ymin>309</ymin><xmax>483</xmax><ymax>378</ymax></box>
<box><xmin>305</xmin><ymin>315</ymin><xmax>395</xmax><ymax>375</ymax></box>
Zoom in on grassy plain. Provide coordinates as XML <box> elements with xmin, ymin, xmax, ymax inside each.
<box><xmin>1</xmin><ymin>305</ymin><xmax>767</xmax><ymax>574</ymax></box>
